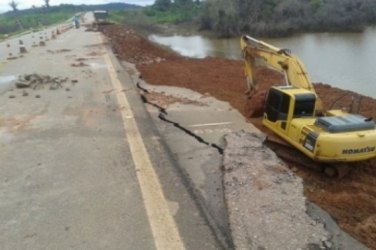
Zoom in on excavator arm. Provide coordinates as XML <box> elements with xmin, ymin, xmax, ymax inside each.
<box><xmin>240</xmin><ymin>35</ymin><xmax>323</xmax><ymax>113</ymax></box>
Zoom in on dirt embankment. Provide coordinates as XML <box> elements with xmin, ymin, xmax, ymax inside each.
<box><xmin>101</xmin><ymin>24</ymin><xmax>376</xmax><ymax>249</ymax></box>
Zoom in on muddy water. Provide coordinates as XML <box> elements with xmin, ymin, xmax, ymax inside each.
<box><xmin>149</xmin><ymin>27</ymin><xmax>376</xmax><ymax>97</ymax></box>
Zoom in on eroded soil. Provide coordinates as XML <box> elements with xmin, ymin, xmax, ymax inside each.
<box><xmin>101</xmin><ymin>24</ymin><xmax>376</xmax><ymax>249</ymax></box>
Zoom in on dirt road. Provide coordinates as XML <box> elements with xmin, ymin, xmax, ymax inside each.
<box><xmin>102</xmin><ymin>23</ymin><xmax>376</xmax><ymax>249</ymax></box>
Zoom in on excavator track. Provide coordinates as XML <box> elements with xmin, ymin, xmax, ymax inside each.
<box><xmin>264</xmin><ymin>136</ymin><xmax>352</xmax><ymax>178</ymax></box>
<box><xmin>322</xmin><ymin>163</ymin><xmax>352</xmax><ymax>179</ymax></box>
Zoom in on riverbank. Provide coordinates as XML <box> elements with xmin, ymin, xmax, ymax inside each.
<box><xmin>101</xmin><ymin>23</ymin><xmax>376</xmax><ymax>249</ymax></box>
<box><xmin>148</xmin><ymin>28</ymin><xmax>376</xmax><ymax>97</ymax></box>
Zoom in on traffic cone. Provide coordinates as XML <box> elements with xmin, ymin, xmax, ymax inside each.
<box><xmin>19</xmin><ymin>39</ymin><xmax>27</xmax><ymax>53</ymax></box>
<box><xmin>19</xmin><ymin>46</ymin><xmax>27</xmax><ymax>53</ymax></box>
<box><xmin>39</xmin><ymin>36</ymin><xmax>45</xmax><ymax>46</ymax></box>
<box><xmin>7</xmin><ymin>52</ymin><xmax>16</xmax><ymax>60</ymax></box>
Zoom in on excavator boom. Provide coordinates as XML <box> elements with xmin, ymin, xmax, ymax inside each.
<box><xmin>240</xmin><ymin>35</ymin><xmax>322</xmax><ymax>112</ymax></box>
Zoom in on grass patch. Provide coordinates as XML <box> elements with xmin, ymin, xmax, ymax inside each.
<box><xmin>0</xmin><ymin>10</ymin><xmax>75</xmax><ymax>36</ymax></box>
<box><xmin>108</xmin><ymin>9</ymin><xmax>160</xmax><ymax>34</ymax></box>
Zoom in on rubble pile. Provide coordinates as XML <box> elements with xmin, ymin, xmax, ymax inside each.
<box><xmin>71</xmin><ymin>62</ymin><xmax>88</xmax><ymax>67</ymax></box>
<box><xmin>46</xmin><ymin>49</ymin><xmax>72</xmax><ymax>54</ymax></box>
<box><xmin>14</xmin><ymin>74</ymin><xmax>70</xmax><ymax>90</ymax></box>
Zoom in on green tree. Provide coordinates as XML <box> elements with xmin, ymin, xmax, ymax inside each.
<box><xmin>45</xmin><ymin>0</ymin><xmax>50</xmax><ymax>8</ymax></box>
<box><xmin>309</xmin><ymin>0</ymin><xmax>323</xmax><ymax>11</ymax></box>
<box><xmin>174</xmin><ymin>0</ymin><xmax>193</xmax><ymax>6</ymax></box>
<box><xmin>200</xmin><ymin>0</ymin><xmax>376</xmax><ymax>37</ymax></box>
<box><xmin>8</xmin><ymin>0</ymin><xmax>18</xmax><ymax>12</ymax></box>
<box><xmin>154</xmin><ymin>0</ymin><xmax>171</xmax><ymax>11</ymax></box>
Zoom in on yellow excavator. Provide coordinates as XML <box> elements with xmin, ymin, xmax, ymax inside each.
<box><xmin>240</xmin><ymin>35</ymin><xmax>376</xmax><ymax>174</ymax></box>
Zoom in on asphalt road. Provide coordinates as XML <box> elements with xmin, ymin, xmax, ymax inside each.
<box><xmin>0</xmin><ymin>13</ymin><xmax>220</xmax><ymax>250</ymax></box>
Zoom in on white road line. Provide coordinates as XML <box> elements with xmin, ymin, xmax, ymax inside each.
<box><xmin>189</xmin><ymin>122</ymin><xmax>233</xmax><ymax>127</ymax></box>
<box><xmin>103</xmin><ymin>53</ymin><xmax>185</xmax><ymax>250</ymax></box>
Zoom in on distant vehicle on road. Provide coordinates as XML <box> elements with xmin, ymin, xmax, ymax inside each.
<box><xmin>93</xmin><ymin>10</ymin><xmax>109</xmax><ymax>23</ymax></box>
<box><xmin>92</xmin><ymin>10</ymin><xmax>111</xmax><ymax>30</ymax></box>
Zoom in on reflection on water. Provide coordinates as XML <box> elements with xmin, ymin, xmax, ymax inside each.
<box><xmin>149</xmin><ymin>34</ymin><xmax>241</xmax><ymax>59</ymax></box>
<box><xmin>149</xmin><ymin>27</ymin><xmax>376</xmax><ymax>97</ymax></box>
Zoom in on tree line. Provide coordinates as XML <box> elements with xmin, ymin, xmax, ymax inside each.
<box><xmin>7</xmin><ymin>0</ymin><xmax>50</xmax><ymax>14</ymax></box>
<box><xmin>147</xmin><ymin>0</ymin><xmax>201</xmax><ymax>23</ymax></box>
<box><xmin>0</xmin><ymin>2</ymin><xmax>138</xmax><ymax>34</ymax></box>
<box><xmin>153</xmin><ymin>0</ymin><xmax>376</xmax><ymax>37</ymax></box>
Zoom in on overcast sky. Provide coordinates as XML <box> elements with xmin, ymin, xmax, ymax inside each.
<box><xmin>0</xmin><ymin>0</ymin><xmax>155</xmax><ymax>13</ymax></box>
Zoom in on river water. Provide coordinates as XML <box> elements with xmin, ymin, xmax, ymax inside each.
<box><xmin>149</xmin><ymin>27</ymin><xmax>376</xmax><ymax>97</ymax></box>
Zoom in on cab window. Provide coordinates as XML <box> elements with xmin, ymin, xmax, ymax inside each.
<box><xmin>293</xmin><ymin>94</ymin><xmax>316</xmax><ymax>117</ymax></box>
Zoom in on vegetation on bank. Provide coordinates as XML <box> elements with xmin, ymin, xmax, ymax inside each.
<box><xmin>108</xmin><ymin>10</ymin><xmax>159</xmax><ymax>33</ymax></box>
<box><xmin>145</xmin><ymin>0</ymin><xmax>201</xmax><ymax>23</ymax></box>
<box><xmin>107</xmin><ymin>0</ymin><xmax>201</xmax><ymax>34</ymax></box>
<box><xmin>115</xmin><ymin>0</ymin><xmax>376</xmax><ymax>38</ymax></box>
<box><xmin>0</xmin><ymin>8</ymin><xmax>74</xmax><ymax>34</ymax></box>
<box><xmin>201</xmin><ymin>0</ymin><xmax>376</xmax><ymax>37</ymax></box>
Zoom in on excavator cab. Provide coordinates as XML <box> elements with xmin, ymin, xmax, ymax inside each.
<box><xmin>264</xmin><ymin>86</ymin><xmax>316</xmax><ymax>123</ymax></box>
<box><xmin>264</xmin><ymin>87</ymin><xmax>290</xmax><ymax>123</ymax></box>
<box><xmin>263</xmin><ymin>86</ymin><xmax>319</xmax><ymax>149</ymax></box>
